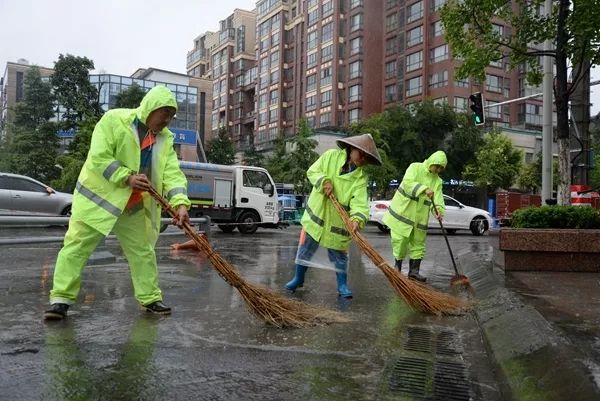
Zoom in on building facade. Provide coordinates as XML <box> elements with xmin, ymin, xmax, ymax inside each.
<box><xmin>188</xmin><ymin>0</ymin><xmax>545</xmax><ymax>152</ymax></box>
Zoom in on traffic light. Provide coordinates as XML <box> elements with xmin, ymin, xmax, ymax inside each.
<box><xmin>469</xmin><ymin>92</ymin><xmax>485</xmax><ymax>126</ymax></box>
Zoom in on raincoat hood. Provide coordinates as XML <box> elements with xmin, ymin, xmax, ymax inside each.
<box><xmin>424</xmin><ymin>151</ymin><xmax>447</xmax><ymax>170</ymax></box>
<box><xmin>136</xmin><ymin>86</ymin><xmax>178</xmax><ymax>126</ymax></box>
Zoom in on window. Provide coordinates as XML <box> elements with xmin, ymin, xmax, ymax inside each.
<box><xmin>349</xmin><ymin>84</ymin><xmax>362</xmax><ymax>102</ymax></box>
<box><xmin>321</xmin><ymin>44</ymin><xmax>333</xmax><ymax>62</ymax></box>
<box><xmin>349</xmin><ymin>61</ymin><xmax>362</xmax><ymax>78</ymax></box>
<box><xmin>385</xmin><ymin>84</ymin><xmax>397</xmax><ymax>102</ymax></box>
<box><xmin>431</xmin><ymin>44</ymin><xmax>449</xmax><ymax>63</ymax></box>
<box><xmin>259</xmin><ymin>94</ymin><xmax>268</xmax><ymax>109</ymax></box>
<box><xmin>492</xmin><ymin>23</ymin><xmax>504</xmax><ymax>37</ymax></box>
<box><xmin>320</xmin><ymin>112</ymin><xmax>331</xmax><ymax>126</ymax></box>
<box><xmin>321</xmin><ymin>89</ymin><xmax>332</xmax><ymax>106</ymax></box>
<box><xmin>486</xmin><ymin>74</ymin><xmax>502</xmax><ymax>92</ymax></box>
<box><xmin>270</xmin><ymin>52</ymin><xmax>279</xmax><ymax>66</ymax></box>
<box><xmin>386</xmin><ymin>36</ymin><xmax>398</xmax><ymax>54</ymax></box>
<box><xmin>307</xmin><ymin>31</ymin><xmax>318</xmax><ymax>50</ymax></box>
<box><xmin>271</xmin><ymin>31</ymin><xmax>280</xmax><ymax>46</ymax></box>
<box><xmin>269</xmin><ymin>90</ymin><xmax>278</xmax><ymax>105</ymax></box>
<box><xmin>385</xmin><ymin>61</ymin><xmax>397</xmax><ymax>78</ymax></box>
<box><xmin>243</xmin><ymin>170</ymin><xmax>271</xmax><ymax>190</ymax></box>
<box><xmin>308</xmin><ymin>9</ymin><xmax>319</xmax><ymax>26</ymax></box>
<box><xmin>307</xmin><ymin>51</ymin><xmax>318</xmax><ymax>68</ymax></box>
<box><xmin>433</xmin><ymin>97</ymin><xmax>447</xmax><ymax>106</ymax></box>
<box><xmin>306</xmin><ymin>94</ymin><xmax>317</xmax><ymax>110</ymax></box>
<box><xmin>429</xmin><ymin>70</ymin><xmax>448</xmax><ymax>88</ymax></box>
<box><xmin>3</xmin><ymin>177</ymin><xmax>46</xmax><ymax>192</ymax></box>
<box><xmin>322</xmin><ymin>22</ymin><xmax>334</xmax><ymax>42</ymax></box>
<box><xmin>351</xmin><ymin>14</ymin><xmax>363</xmax><ymax>32</ymax></box>
<box><xmin>454</xmin><ymin>96</ymin><xmax>467</xmax><ymax>112</ymax></box>
<box><xmin>351</xmin><ymin>0</ymin><xmax>363</xmax><ymax>8</ymax></box>
<box><xmin>258</xmin><ymin>111</ymin><xmax>267</xmax><ymax>125</ymax></box>
<box><xmin>386</xmin><ymin>13</ymin><xmax>398</xmax><ymax>31</ymax></box>
<box><xmin>407</xmin><ymin>1</ymin><xmax>423</xmax><ymax>23</ymax></box>
<box><xmin>487</xmin><ymin>101</ymin><xmax>501</xmax><ymax>118</ymax></box>
<box><xmin>349</xmin><ymin>108</ymin><xmax>361</xmax><ymax>123</ymax></box>
<box><xmin>406</xmin><ymin>51</ymin><xmax>423</xmax><ymax>72</ymax></box>
<box><xmin>406</xmin><ymin>76</ymin><xmax>422</xmax><ymax>97</ymax></box>
<box><xmin>350</xmin><ymin>37</ymin><xmax>363</xmax><ymax>55</ymax></box>
<box><xmin>432</xmin><ymin>20</ymin><xmax>444</xmax><ymax>37</ymax></box>
<box><xmin>270</xmin><ymin>69</ymin><xmax>279</xmax><ymax>84</ymax></box>
<box><xmin>432</xmin><ymin>0</ymin><xmax>446</xmax><ymax>12</ymax></box>
<box><xmin>407</xmin><ymin>25</ymin><xmax>423</xmax><ymax>47</ymax></box>
<box><xmin>322</xmin><ymin>0</ymin><xmax>334</xmax><ymax>17</ymax></box>
<box><xmin>270</xmin><ymin>108</ymin><xmax>279</xmax><ymax>122</ymax></box>
<box><xmin>321</xmin><ymin>67</ymin><xmax>332</xmax><ymax>86</ymax></box>
<box><xmin>307</xmin><ymin>74</ymin><xmax>317</xmax><ymax>92</ymax></box>
<box><xmin>455</xmin><ymin>76</ymin><xmax>469</xmax><ymax>87</ymax></box>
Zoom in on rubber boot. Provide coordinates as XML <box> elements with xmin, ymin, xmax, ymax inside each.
<box><xmin>285</xmin><ymin>265</ymin><xmax>307</xmax><ymax>291</ymax></box>
<box><xmin>336</xmin><ymin>270</ymin><xmax>353</xmax><ymax>299</ymax></box>
<box><xmin>394</xmin><ymin>259</ymin><xmax>403</xmax><ymax>272</ymax></box>
<box><xmin>408</xmin><ymin>259</ymin><xmax>426</xmax><ymax>282</ymax></box>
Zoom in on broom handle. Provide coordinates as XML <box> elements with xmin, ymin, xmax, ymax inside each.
<box><xmin>431</xmin><ymin>198</ymin><xmax>460</xmax><ymax>275</ymax></box>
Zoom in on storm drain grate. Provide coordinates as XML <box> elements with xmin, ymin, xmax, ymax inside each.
<box><xmin>433</xmin><ymin>361</ymin><xmax>471</xmax><ymax>401</ymax></box>
<box><xmin>436</xmin><ymin>330</ymin><xmax>462</xmax><ymax>356</ymax></box>
<box><xmin>404</xmin><ymin>326</ymin><xmax>433</xmax><ymax>353</ymax></box>
<box><xmin>389</xmin><ymin>356</ymin><xmax>431</xmax><ymax>397</ymax></box>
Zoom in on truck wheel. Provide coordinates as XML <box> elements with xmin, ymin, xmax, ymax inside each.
<box><xmin>218</xmin><ymin>225</ymin><xmax>236</xmax><ymax>233</ymax></box>
<box><xmin>237</xmin><ymin>211</ymin><xmax>259</xmax><ymax>234</ymax></box>
<box><xmin>470</xmin><ymin>216</ymin><xmax>488</xmax><ymax>236</ymax></box>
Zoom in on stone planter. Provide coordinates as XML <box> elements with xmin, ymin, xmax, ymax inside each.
<box><xmin>499</xmin><ymin>228</ymin><xmax>600</xmax><ymax>272</ymax></box>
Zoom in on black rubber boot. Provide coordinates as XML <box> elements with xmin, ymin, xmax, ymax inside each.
<box><xmin>142</xmin><ymin>301</ymin><xmax>171</xmax><ymax>315</ymax></box>
<box><xmin>44</xmin><ymin>303</ymin><xmax>69</xmax><ymax>320</ymax></box>
<box><xmin>408</xmin><ymin>259</ymin><xmax>426</xmax><ymax>282</ymax></box>
<box><xmin>394</xmin><ymin>259</ymin><xmax>403</xmax><ymax>272</ymax></box>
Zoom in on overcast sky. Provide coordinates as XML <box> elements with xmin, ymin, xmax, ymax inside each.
<box><xmin>1</xmin><ymin>0</ymin><xmax>599</xmax><ymax>115</ymax></box>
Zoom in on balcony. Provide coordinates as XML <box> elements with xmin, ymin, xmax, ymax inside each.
<box><xmin>187</xmin><ymin>48</ymin><xmax>207</xmax><ymax>67</ymax></box>
<box><xmin>219</xmin><ymin>28</ymin><xmax>235</xmax><ymax>44</ymax></box>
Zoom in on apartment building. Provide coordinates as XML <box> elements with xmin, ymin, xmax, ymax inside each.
<box><xmin>187</xmin><ymin>0</ymin><xmax>544</xmax><ymax>151</ymax></box>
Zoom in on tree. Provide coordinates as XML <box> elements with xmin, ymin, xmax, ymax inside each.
<box><xmin>444</xmin><ymin>113</ymin><xmax>485</xmax><ymax>180</ymax></box>
<box><xmin>1</xmin><ymin>67</ymin><xmax>60</xmax><ymax>182</ymax></box>
<box><xmin>51</xmin><ymin>54</ymin><xmax>101</xmax><ymax>128</ymax></box>
<box><xmin>463</xmin><ymin>132</ymin><xmax>523</xmax><ymax>191</ymax></box>
<box><xmin>285</xmin><ymin>118</ymin><xmax>319</xmax><ymax>196</ymax></box>
<box><xmin>264</xmin><ymin>135</ymin><xmax>290</xmax><ymax>183</ymax></box>
<box><xmin>114</xmin><ymin>84</ymin><xmax>146</xmax><ymax>109</ymax></box>
<box><xmin>241</xmin><ymin>144</ymin><xmax>265</xmax><ymax>167</ymax></box>
<box><xmin>441</xmin><ymin>0</ymin><xmax>600</xmax><ymax>204</ymax></box>
<box><xmin>205</xmin><ymin>127</ymin><xmax>235</xmax><ymax>165</ymax></box>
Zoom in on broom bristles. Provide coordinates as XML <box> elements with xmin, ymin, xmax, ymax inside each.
<box><xmin>327</xmin><ymin>193</ymin><xmax>467</xmax><ymax>315</ymax></box>
<box><xmin>149</xmin><ymin>187</ymin><xmax>348</xmax><ymax>328</ymax></box>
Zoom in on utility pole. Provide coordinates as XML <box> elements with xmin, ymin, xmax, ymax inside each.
<box><xmin>541</xmin><ymin>0</ymin><xmax>554</xmax><ymax>203</ymax></box>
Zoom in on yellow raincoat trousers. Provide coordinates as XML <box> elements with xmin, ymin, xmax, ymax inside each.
<box><xmin>49</xmin><ymin>86</ymin><xmax>190</xmax><ymax>306</ymax></box>
<box><xmin>382</xmin><ymin>151</ymin><xmax>447</xmax><ymax>260</ymax></box>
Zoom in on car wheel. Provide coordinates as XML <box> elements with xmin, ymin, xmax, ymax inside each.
<box><xmin>445</xmin><ymin>229</ymin><xmax>457</xmax><ymax>235</ymax></box>
<box><xmin>470</xmin><ymin>216</ymin><xmax>488</xmax><ymax>236</ymax></box>
<box><xmin>61</xmin><ymin>205</ymin><xmax>71</xmax><ymax>216</ymax></box>
<box><xmin>377</xmin><ymin>223</ymin><xmax>390</xmax><ymax>233</ymax></box>
<box><xmin>237</xmin><ymin>211</ymin><xmax>260</xmax><ymax>234</ymax></box>
<box><xmin>218</xmin><ymin>225</ymin><xmax>236</xmax><ymax>233</ymax></box>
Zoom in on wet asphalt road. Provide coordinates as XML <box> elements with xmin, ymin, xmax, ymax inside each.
<box><xmin>0</xmin><ymin>225</ymin><xmax>501</xmax><ymax>401</ymax></box>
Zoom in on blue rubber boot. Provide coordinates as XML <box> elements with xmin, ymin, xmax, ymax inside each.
<box><xmin>335</xmin><ymin>270</ymin><xmax>353</xmax><ymax>299</ymax></box>
<box><xmin>285</xmin><ymin>265</ymin><xmax>307</xmax><ymax>291</ymax></box>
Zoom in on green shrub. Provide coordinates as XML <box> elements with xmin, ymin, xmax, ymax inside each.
<box><xmin>511</xmin><ymin>206</ymin><xmax>600</xmax><ymax>229</ymax></box>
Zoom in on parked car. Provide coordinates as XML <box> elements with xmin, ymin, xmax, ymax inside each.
<box><xmin>0</xmin><ymin>172</ymin><xmax>72</xmax><ymax>216</ymax></box>
<box><xmin>369</xmin><ymin>194</ymin><xmax>493</xmax><ymax>236</ymax></box>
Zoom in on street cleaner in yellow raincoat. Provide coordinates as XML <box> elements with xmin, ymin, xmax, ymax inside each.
<box><xmin>285</xmin><ymin>134</ymin><xmax>382</xmax><ymax>298</ymax></box>
<box><xmin>44</xmin><ymin>86</ymin><xmax>191</xmax><ymax>320</ymax></box>
<box><xmin>382</xmin><ymin>151</ymin><xmax>446</xmax><ymax>283</ymax></box>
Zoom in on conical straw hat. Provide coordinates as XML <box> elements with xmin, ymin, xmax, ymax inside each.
<box><xmin>336</xmin><ymin>134</ymin><xmax>382</xmax><ymax>166</ymax></box>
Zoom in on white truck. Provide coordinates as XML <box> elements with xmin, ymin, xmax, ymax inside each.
<box><xmin>175</xmin><ymin>161</ymin><xmax>279</xmax><ymax>234</ymax></box>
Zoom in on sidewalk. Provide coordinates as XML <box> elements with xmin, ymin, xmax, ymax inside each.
<box><xmin>463</xmin><ymin>231</ymin><xmax>600</xmax><ymax>401</ymax></box>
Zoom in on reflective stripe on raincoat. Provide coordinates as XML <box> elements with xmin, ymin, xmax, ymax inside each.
<box><xmin>70</xmin><ymin>85</ymin><xmax>191</xmax><ymax>238</ymax></box>
<box><xmin>300</xmin><ymin>148</ymin><xmax>369</xmax><ymax>251</ymax></box>
<box><xmin>382</xmin><ymin>151</ymin><xmax>447</xmax><ymax>238</ymax></box>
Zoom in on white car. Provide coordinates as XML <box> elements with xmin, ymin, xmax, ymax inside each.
<box><xmin>369</xmin><ymin>194</ymin><xmax>493</xmax><ymax>236</ymax></box>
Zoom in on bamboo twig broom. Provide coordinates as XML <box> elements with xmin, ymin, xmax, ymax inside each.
<box><xmin>327</xmin><ymin>193</ymin><xmax>467</xmax><ymax>315</ymax></box>
<box><xmin>148</xmin><ymin>186</ymin><xmax>348</xmax><ymax>328</ymax></box>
